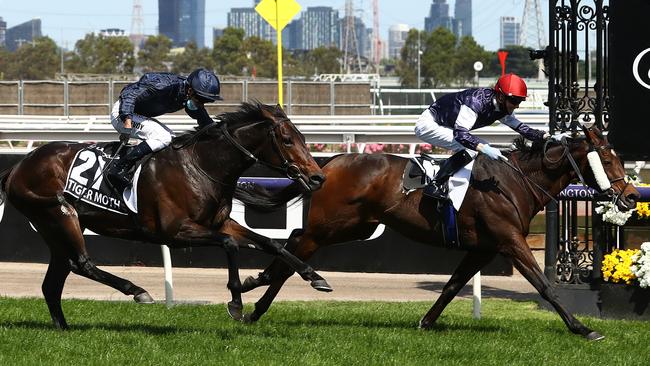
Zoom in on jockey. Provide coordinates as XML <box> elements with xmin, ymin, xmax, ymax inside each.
<box><xmin>414</xmin><ymin>73</ymin><xmax>550</xmax><ymax>199</ymax></box>
<box><xmin>107</xmin><ymin>68</ymin><xmax>223</xmax><ymax>190</ymax></box>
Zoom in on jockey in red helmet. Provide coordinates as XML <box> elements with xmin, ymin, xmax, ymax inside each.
<box><xmin>414</xmin><ymin>73</ymin><xmax>554</xmax><ymax>199</ymax></box>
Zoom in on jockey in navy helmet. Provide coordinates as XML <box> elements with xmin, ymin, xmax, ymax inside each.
<box><xmin>415</xmin><ymin>73</ymin><xmax>551</xmax><ymax>198</ymax></box>
<box><xmin>107</xmin><ymin>68</ymin><xmax>223</xmax><ymax>190</ymax></box>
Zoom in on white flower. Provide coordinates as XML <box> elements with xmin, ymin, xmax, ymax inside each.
<box><xmin>595</xmin><ymin>201</ymin><xmax>635</xmax><ymax>226</ymax></box>
<box><xmin>631</xmin><ymin>242</ymin><xmax>650</xmax><ymax>288</ymax></box>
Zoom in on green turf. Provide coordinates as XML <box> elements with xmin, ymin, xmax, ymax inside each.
<box><xmin>0</xmin><ymin>297</ymin><xmax>648</xmax><ymax>365</ymax></box>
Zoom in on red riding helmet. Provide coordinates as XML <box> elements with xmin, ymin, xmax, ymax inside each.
<box><xmin>495</xmin><ymin>73</ymin><xmax>527</xmax><ymax>99</ymax></box>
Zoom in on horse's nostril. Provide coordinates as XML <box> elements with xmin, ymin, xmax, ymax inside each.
<box><xmin>627</xmin><ymin>193</ymin><xmax>640</xmax><ymax>204</ymax></box>
<box><xmin>310</xmin><ymin>174</ymin><xmax>326</xmax><ymax>185</ymax></box>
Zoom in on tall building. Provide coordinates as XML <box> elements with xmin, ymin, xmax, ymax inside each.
<box><xmin>454</xmin><ymin>0</ymin><xmax>472</xmax><ymax>37</ymax></box>
<box><xmin>388</xmin><ymin>24</ymin><xmax>409</xmax><ymax>60</ymax></box>
<box><xmin>424</xmin><ymin>0</ymin><xmax>453</xmax><ymax>33</ymax></box>
<box><xmin>283</xmin><ymin>19</ymin><xmax>302</xmax><ymax>50</ymax></box>
<box><xmin>500</xmin><ymin>16</ymin><xmax>520</xmax><ymax>48</ymax></box>
<box><xmin>5</xmin><ymin>18</ymin><xmax>42</xmax><ymax>51</ymax></box>
<box><xmin>158</xmin><ymin>0</ymin><xmax>205</xmax><ymax>48</ymax></box>
<box><xmin>213</xmin><ymin>27</ymin><xmax>224</xmax><ymax>43</ymax></box>
<box><xmin>227</xmin><ymin>6</ymin><xmax>275</xmax><ymax>43</ymax></box>
<box><xmin>0</xmin><ymin>17</ymin><xmax>6</xmax><ymax>48</ymax></box>
<box><xmin>301</xmin><ymin>7</ymin><xmax>339</xmax><ymax>50</ymax></box>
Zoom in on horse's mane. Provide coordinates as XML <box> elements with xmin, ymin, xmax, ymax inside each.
<box><xmin>173</xmin><ymin>101</ymin><xmax>285</xmax><ymax>145</ymax></box>
<box><xmin>508</xmin><ymin>136</ymin><xmax>547</xmax><ymax>159</ymax></box>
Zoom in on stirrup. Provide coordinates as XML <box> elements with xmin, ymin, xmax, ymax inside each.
<box><xmin>423</xmin><ymin>183</ymin><xmax>448</xmax><ymax>200</ymax></box>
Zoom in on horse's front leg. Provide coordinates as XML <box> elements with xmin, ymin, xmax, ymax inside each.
<box><xmin>169</xmin><ymin>222</ymin><xmax>244</xmax><ymax>321</ymax></box>
<box><xmin>419</xmin><ymin>250</ymin><xmax>496</xmax><ymax>329</ymax></box>
<box><xmin>502</xmin><ymin>235</ymin><xmax>603</xmax><ymax>341</ymax></box>
<box><xmin>221</xmin><ymin>220</ymin><xmax>332</xmax><ymax>292</ymax></box>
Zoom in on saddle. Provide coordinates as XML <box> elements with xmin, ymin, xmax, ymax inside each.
<box><xmin>402</xmin><ymin>154</ymin><xmax>462</xmax><ymax>248</ymax></box>
<box><xmin>63</xmin><ymin>142</ymin><xmax>147</xmax><ymax>215</ymax></box>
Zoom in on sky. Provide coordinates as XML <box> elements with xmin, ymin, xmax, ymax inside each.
<box><xmin>0</xmin><ymin>0</ymin><xmax>549</xmax><ymax>51</ymax></box>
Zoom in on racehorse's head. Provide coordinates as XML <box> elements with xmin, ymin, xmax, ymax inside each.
<box><xmin>218</xmin><ymin>102</ymin><xmax>325</xmax><ymax>192</ymax></box>
<box><xmin>567</xmin><ymin>125</ymin><xmax>640</xmax><ymax>210</ymax></box>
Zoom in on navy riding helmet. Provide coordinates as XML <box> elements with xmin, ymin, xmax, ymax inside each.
<box><xmin>187</xmin><ymin>68</ymin><xmax>223</xmax><ymax>102</ymax></box>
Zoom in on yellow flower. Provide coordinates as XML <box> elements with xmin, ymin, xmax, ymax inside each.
<box><xmin>602</xmin><ymin>249</ymin><xmax>640</xmax><ymax>284</ymax></box>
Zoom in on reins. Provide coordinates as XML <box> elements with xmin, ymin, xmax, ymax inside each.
<box><xmin>171</xmin><ymin>116</ymin><xmax>309</xmax><ymax>189</ymax></box>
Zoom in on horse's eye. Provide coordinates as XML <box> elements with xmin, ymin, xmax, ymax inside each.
<box><xmin>282</xmin><ymin>135</ymin><xmax>293</xmax><ymax>146</ymax></box>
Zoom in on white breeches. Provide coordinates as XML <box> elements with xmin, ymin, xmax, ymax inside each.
<box><xmin>111</xmin><ymin>101</ymin><xmax>174</xmax><ymax>152</ymax></box>
<box><xmin>414</xmin><ymin>109</ymin><xmax>480</xmax><ymax>157</ymax></box>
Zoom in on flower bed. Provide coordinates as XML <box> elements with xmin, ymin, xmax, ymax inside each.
<box><xmin>600</xmin><ymin>242</ymin><xmax>650</xmax><ymax>319</ymax></box>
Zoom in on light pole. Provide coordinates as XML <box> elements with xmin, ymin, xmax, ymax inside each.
<box><xmin>417</xmin><ymin>31</ymin><xmax>422</xmax><ymax>89</ymax></box>
<box><xmin>473</xmin><ymin>61</ymin><xmax>483</xmax><ymax>87</ymax></box>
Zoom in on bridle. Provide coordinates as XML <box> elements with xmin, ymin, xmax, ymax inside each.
<box><xmin>506</xmin><ymin>134</ymin><xmax>628</xmax><ymax>206</ymax></box>
<box><xmin>173</xmin><ymin>118</ymin><xmax>312</xmax><ymax>190</ymax></box>
<box><xmin>218</xmin><ymin>119</ymin><xmax>309</xmax><ymax>187</ymax></box>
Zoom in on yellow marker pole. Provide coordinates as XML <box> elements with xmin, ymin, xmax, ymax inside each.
<box><xmin>276</xmin><ymin>0</ymin><xmax>283</xmax><ymax>107</ymax></box>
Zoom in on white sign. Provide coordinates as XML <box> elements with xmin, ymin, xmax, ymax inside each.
<box><xmin>632</xmin><ymin>47</ymin><xmax>650</xmax><ymax>90</ymax></box>
<box><xmin>473</xmin><ymin>61</ymin><xmax>484</xmax><ymax>72</ymax></box>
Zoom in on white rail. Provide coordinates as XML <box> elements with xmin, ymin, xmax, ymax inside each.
<box><xmin>0</xmin><ymin>113</ymin><xmax>549</xmax><ymax>151</ymax></box>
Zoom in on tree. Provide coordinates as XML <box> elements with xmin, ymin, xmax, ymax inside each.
<box><xmin>67</xmin><ymin>33</ymin><xmax>135</xmax><ymax>74</ymax></box>
<box><xmin>288</xmin><ymin>46</ymin><xmax>342</xmax><ymax>77</ymax></box>
<box><xmin>3</xmin><ymin>37</ymin><xmax>59</xmax><ymax>79</ymax></box>
<box><xmin>454</xmin><ymin>36</ymin><xmax>492</xmax><ymax>86</ymax></box>
<box><xmin>138</xmin><ymin>35</ymin><xmax>173</xmax><ymax>72</ymax></box>
<box><xmin>242</xmin><ymin>36</ymin><xmax>277</xmax><ymax>78</ymax></box>
<box><xmin>213</xmin><ymin>27</ymin><xmax>247</xmax><ymax>76</ymax></box>
<box><xmin>395</xmin><ymin>29</ymin><xmax>421</xmax><ymax>87</ymax></box>
<box><xmin>170</xmin><ymin>42</ymin><xmax>214</xmax><ymax>74</ymax></box>
<box><xmin>421</xmin><ymin>27</ymin><xmax>457</xmax><ymax>87</ymax></box>
<box><xmin>489</xmin><ymin>45</ymin><xmax>538</xmax><ymax>78</ymax></box>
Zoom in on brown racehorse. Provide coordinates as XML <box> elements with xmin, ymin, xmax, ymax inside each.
<box><xmin>242</xmin><ymin>125</ymin><xmax>639</xmax><ymax>340</ymax></box>
<box><xmin>0</xmin><ymin>102</ymin><xmax>331</xmax><ymax>329</ymax></box>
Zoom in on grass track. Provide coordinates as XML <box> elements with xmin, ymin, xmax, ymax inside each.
<box><xmin>0</xmin><ymin>297</ymin><xmax>648</xmax><ymax>365</ymax></box>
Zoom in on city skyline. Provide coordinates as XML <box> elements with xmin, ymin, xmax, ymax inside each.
<box><xmin>0</xmin><ymin>0</ymin><xmax>548</xmax><ymax>51</ymax></box>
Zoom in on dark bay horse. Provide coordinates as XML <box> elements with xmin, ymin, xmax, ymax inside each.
<box><xmin>0</xmin><ymin>102</ymin><xmax>330</xmax><ymax>329</ymax></box>
<box><xmin>242</xmin><ymin>125</ymin><xmax>640</xmax><ymax>340</ymax></box>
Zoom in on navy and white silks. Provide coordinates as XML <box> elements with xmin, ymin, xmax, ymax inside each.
<box><xmin>415</xmin><ymin>88</ymin><xmax>545</xmax><ymax>156</ymax></box>
<box><xmin>110</xmin><ymin>72</ymin><xmax>214</xmax><ymax>152</ymax></box>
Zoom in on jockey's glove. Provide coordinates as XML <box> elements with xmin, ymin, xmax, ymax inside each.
<box><xmin>544</xmin><ymin>132</ymin><xmax>572</xmax><ymax>142</ymax></box>
<box><xmin>477</xmin><ymin>143</ymin><xmax>504</xmax><ymax>160</ymax></box>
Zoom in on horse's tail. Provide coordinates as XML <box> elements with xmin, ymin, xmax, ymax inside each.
<box><xmin>0</xmin><ymin>165</ymin><xmax>14</xmax><ymax>206</ymax></box>
<box><xmin>233</xmin><ymin>180</ymin><xmax>304</xmax><ymax>213</ymax></box>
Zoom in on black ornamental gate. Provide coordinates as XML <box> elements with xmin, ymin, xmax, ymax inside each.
<box><xmin>539</xmin><ymin>0</ymin><xmax>650</xmax><ymax>316</ymax></box>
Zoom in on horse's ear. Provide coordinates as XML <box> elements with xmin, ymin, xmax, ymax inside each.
<box><xmin>275</xmin><ymin>104</ymin><xmax>286</xmax><ymax>115</ymax></box>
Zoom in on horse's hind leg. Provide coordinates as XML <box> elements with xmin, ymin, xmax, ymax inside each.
<box><xmin>504</xmin><ymin>238</ymin><xmax>602</xmax><ymax>340</ymax></box>
<box><xmin>419</xmin><ymin>250</ymin><xmax>496</xmax><ymax>330</ymax></box>
<box><xmin>42</xmin><ymin>253</ymin><xmax>71</xmax><ymax>329</ymax></box>
<box><xmin>69</xmin><ymin>254</ymin><xmax>154</xmax><ymax>304</ymax></box>
<box><xmin>37</xmin><ymin>213</ymin><xmax>154</xmax><ymax>305</ymax></box>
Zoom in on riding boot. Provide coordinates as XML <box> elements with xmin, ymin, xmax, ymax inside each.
<box><xmin>107</xmin><ymin>142</ymin><xmax>152</xmax><ymax>191</ymax></box>
<box><xmin>424</xmin><ymin>150</ymin><xmax>473</xmax><ymax>200</ymax></box>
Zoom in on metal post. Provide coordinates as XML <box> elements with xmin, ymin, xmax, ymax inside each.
<box><xmin>161</xmin><ymin>245</ymin><xmax>174</xmax><ymax>308</ymax></box>
<box><xmin>330</xmin><ymin>81</ymin><xmax>335</xmax><ymax>115</ymax></box>
<box><xmin>417</xmin><ymin>31</ymin><xmax>421</xmax><ymax>89</ymax></box>
<box><xmin>472</xmin><ymin>272</ymin><xmax>481</xmax><ymax>319</ymax></box>
<box><xmin>287</xmin><ymin>80</ymin><xmax>292</xmax><ymax>114</ymax></box>
<box><xmin>545</xmin><ymin>200</ymin><xmax>558</xmax><ymax>282</ymax></box>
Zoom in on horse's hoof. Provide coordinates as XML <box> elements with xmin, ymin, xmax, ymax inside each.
<box><xmin>311</xmin><ymin>279</ymin><xmax>333</xmax><ymax>292</ymax></box>
<box><xmin>241</xmin><ymin>276</ymin><xmax>259</xmax><ymax>293</ymax></box>
<box><xmin>227</xmin><ymin>301</ymin><xmax>244</xmax><ymax>321</ymax></box>
<box><xmin>586</xmin><ymin>331</ymin><xmax>605</xmax><ymax>341</ymax></box>
<box><xmin>134</xmin><ymin>292</ymin><xmax>155</xmax><ymax>304</ymax></box>
<box><xmin>242</xmin><ymin>313</ymin><xmax>259</xmax><ymax>324</ymax></box>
